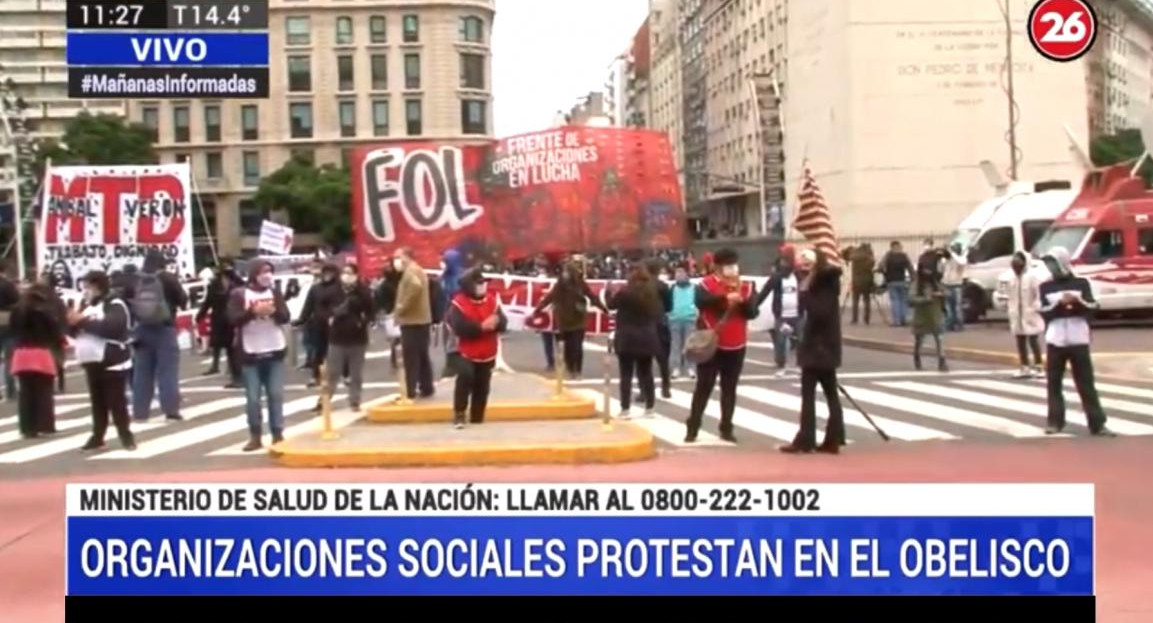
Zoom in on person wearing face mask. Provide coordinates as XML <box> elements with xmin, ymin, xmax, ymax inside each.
<box><xmin>68</xmin><ymin>271</ymin><xmax>136</xmax><ymax>451</ymax></box>
<box><xmin>909</xmin><ymin>260</ymin><xmax>948</xmax><ymax>372</ymax></box>
<box><xmin>196</xmin><ymin>260</ymin><xmax>243</xmax><ymax>387</ymax></box>
<box><xmin>531</xmin><ymin>258</ymin><xmax>609</xmax><ymax>380</ymax></box>
<box><xmin>941</xmin><ymin>242</ymin><xmax>968</xmax><ymax>331</ymax></box>
<box><xmin>229</xmin><ymin>261</ymin><xmax>292</xmax><ymax>452</ymax></box>
<box><xmin>444</xmin><ymin>268</ymin><xmax>507</xmax><ymax>429</ymax></box>
<box><xmin>643</xmin><ymin>258</ymin><xmax>673</xmax><ymax>400</ymax></box>
<box><xmin>877</xmin><ymin>241</ymin><xmax>913</xmax><ymax>326</ymax></box>
<box><xmin>391</xmin><ymin>248</ymin><xmax>436</xmax><ymax>399</ymax></box>
<box><xmin>684</xmin><ymin>248</ymin><xmax>759</xmax><ymax>443</ymax></box>
<box><xmin>297</xmin><ymin>263</ymin><xmax>342</xmax><ymax>392</ymax></box>
<box><xmin>374</xmin><ymin>263</ymin><xmax>402</xmax><ymax>370</ymax></box>
<box><xmin>1006</xmin><ymin>251</ymin><xmax>1044</xmax><ymax>378</ymax></box>
<box><xmin>759</xmin><ymin>246</ymin><xmax>802</xmax><ymax>377</ymax></box>
<box><xmin>436</xmin><ymin>249</ymin><xmax>464</xmax><ymax>379</ymax></box>
<box><xmin>324</xmin><ymin>265</ymin><xmax>375</xmax><ymax>411</ymax></box>
<box><xmin>667</xmin><ymin>265</ymin><xmax>698</xmax><ymax>379</ymax></box>
<box><xmin>298</xmin><ymin>262</ymin><xmax>324</xmax><ymax>371</ymax></box>
<box><xmin>780</xmin><ymin>249</ymin><xmax>845</xmax><ymax>455</ymax></box>
<box><xmin>1038</xmin><ymin>248</ymin><xmax>1114</xmax><ymax>437</ymax></box>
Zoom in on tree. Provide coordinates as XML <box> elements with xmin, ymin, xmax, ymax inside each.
<box><xmin>1088</xmin><ymin>128</ymin><xmax>1153</xmax><ymax>185</ymax></box>
<box><xmin>251</xmin><ymin>156</ymin><xmax>352</xmax><ymax>250</ymax></box>
<box><xmin>32</xmin><ymin>112</ymin><xmax>157</xmax><ymax>178</ymax></box>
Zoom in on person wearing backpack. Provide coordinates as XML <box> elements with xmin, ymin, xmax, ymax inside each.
<box><xmin>128</xmin><ymin>250</ymin><xmax>188</xmax><ymax>422</ymax></box>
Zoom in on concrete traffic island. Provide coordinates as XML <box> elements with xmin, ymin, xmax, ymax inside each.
<box><xmin>272</xmin><ymin>372</ymin><xmax>656</xmax><ymax>467</ymax></box>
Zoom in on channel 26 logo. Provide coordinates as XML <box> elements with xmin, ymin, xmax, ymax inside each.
<box><xmin>1027</xmin><ymin>0</ymin><xmax>1098</xmax><ymax>62</ymax></box>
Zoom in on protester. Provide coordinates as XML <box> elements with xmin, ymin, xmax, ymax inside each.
<box><xmin>532</xmin><ymin>258</ymin><xmax>608</xmax><ymax>380</ymax></box>
<box><xmin>374</xmin><ymin>262</ymin><xmax>402</xmax><ymax>370</ymax></box>
<box><xmin>684</xmin><ymin>248</ymin><xmax>759</xmax><ymax>443</ymax></box>
<box><xmin>325</xmin><ymin>264</ymin><xmax>375</xmax><ymax>412</ymax></box>
<box><xmin>1006</xmin><ymin>251</ymin><xmax>1045</xmax><ymax>378</ymax></box>
<box><xmin>128</xmin><ymin>250</ymin><xmax>187</xmax><ymax>421</ymax></box>
<box><xmin>609</xmin><ymin>264</ymin><xmax>664</xmax><ymax>418</ymax></box>
<box><xmin>877</xmin><ymin>241</ymin><xmax>913</xmax><ymax>326</ymax></box>
<box><xmin>909</xmin><ymin>260</ymin><xmax>948</xmax><ymax>372</ymax></box>
<box><xmin>0</xmin><ymin>262</ymin><xmax>19</xmax><ymax>401</ymax></box>
<box><xmin>392</xmin><ymin>247</ymin><xmax>436</xmax><ymax>399</ymax></box>
<box><xmin>535</xmin><ymin>264</ymin><xmax>558</xmax><ymax>372</ymax></box>
<box><xmin>941</xmin><ymin>242</ymin><xmax>967</xmax><ymax>331</ymax></box>
<box><xmin>1038</xmin><ymin>248</ymin><xmax>1115</xmax><ymax>437</ymax></box>
<box><xmin>196</xmin><ymin>259</ymin><xmax>243</xmax><ymax>387</ymax></box>
<box><xmin>299</xmin><ymin>261</ymin><xmax>324</xmax><ymax>370</ymax></box>
<box><xmin>229</xmin><ymin>260</ymin><xmax>292</xmax><ymax>452</ymax></box>
<box><xmin>9</xmin><ymin>282</ymin><xmax>65</xmax><ymax>438</ymax></box>
<box><xmin>298</xmin><ymin>263</ymin><xmax>342</xmax><ymax>390</ymax></box>
<box><xmin>445</xmin><ymin>268</ymin><xmax>508</xmax><ymax>429</ymax></box>
<box><xmin>781</xmin><ymin>249</ymin><xmax>845</xmax><ymax>454</ymax></box>
<box><xmin>69</xmin><ymin>271</ymin><xmax>136</xmax><ymax>451</ymax></box>
<box><xmin>646</xmin><ymin>258</ymin><xmax>673</xmax><ymax>399</ymax></box>
<box><xmin>437</xmin><ymin>249</ymin><xmax>464</xmax><ymax>379</ymax></box>
<box><xmin>761</xmin><ymin>248</ymin><xmax>802</xmax><ymax>377</ymax></box>
<box><xmin>667</xmin><ymin>264</ymin><xmax>698</xmax><ymax>379</ymax></box>
<box><xmin>848</xmin><ymin>243</ymin><xmax>875</xmax><ymax>325</ymax></box>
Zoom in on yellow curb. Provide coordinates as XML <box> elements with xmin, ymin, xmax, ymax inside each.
<box><xmin>365</xmin><ymin>396</ymin><xmax>598</xmax><ymax>423</ymax></box>
<box><xmin>271</xmin><ymin>424</ymin><xmax>656</xmax><ymax>468</ymax></box>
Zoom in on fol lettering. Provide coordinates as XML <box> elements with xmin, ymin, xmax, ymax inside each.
<box><xmin>362</xmin><ymin>146</ymin><xmax>485</xmax><ymax>242</ymax></box>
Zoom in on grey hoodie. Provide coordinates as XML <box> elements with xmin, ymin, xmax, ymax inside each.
<box><xmin>1039</xmin><ymin>246</ymin><xmax>1096</xmax><ymax>324</ymax></box>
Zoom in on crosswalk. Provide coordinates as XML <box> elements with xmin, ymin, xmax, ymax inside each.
<box><xmin>1</xmin><ymin>369</ymin><xmax>1151</xmax><ymax>468</ymax></box>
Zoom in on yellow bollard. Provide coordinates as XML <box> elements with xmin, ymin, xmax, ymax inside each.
<box><xmin>393</xmin><ymin>341</ymin><xmax>413</xmax><ymax>405</ymax></box>
<box><xmin>318</xmin><ymin>363</ymin><xmax>339</xmax><ymax>441</ymax></box>
<box><xmin>552</xmin><ymin>333</ymin><xmax>567</xmax><ymax>400</ymax></box>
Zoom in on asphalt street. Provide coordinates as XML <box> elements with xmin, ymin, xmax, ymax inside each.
<box><xmin>2</xmin><ymin>330</ymin><xmax>1153</xmax><ymax>479</ymax></box>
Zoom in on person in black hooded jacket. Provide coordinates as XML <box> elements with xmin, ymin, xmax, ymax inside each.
<box><xmin>780</xmin><ymin>249</ymin><xmax>846</xmax><ymax>455</ymax></box>
<box><xmin>69</xmin><ymin>271</ymin><xmax>137</xmax><ymax>451</ymax></box>
<box><xmin>196</xmin><ymin>259</ymin><xmax>244</xmax><ymax>387</ymax></box>
<box><xmin>297</xmin><ymin>263</ymin><xmax>342</xmax><ymax>388</ymax></box>
<box><xmin>324</xmin><ymin>264</ymin><xmax>375</xmax><ymax>412</ymax></box>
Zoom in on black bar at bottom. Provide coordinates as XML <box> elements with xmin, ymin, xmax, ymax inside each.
<box><xmin>66</xmin><ymin>595</ymin><xmax>1095</xmax><ymax>623</ymax></box>
<box><xmin>67</xmin><ymin>66</ymin><xmax>269</xmax><ymax>99</ymax></box>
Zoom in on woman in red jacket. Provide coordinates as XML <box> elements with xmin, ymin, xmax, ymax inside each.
<box><xmin>445</xmin><ymin>268</ymin><xmax>508</xmax><ymax>429</ymax></box>
<box><xmin>684</xmin><ymin>248</ymin><xmax>760</xmax><ymax>443</ymax></box>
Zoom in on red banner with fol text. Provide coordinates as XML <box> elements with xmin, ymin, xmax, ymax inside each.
<box><xmin>352</xmin><ymin>126</ymin><xmax>685</xmax><ymax>275</ymax></box>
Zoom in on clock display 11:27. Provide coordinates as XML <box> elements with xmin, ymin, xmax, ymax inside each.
<box><xmin>66</xmin><ymin>0</ymin><xmax>168</xmax><ymax>30</ymax></box>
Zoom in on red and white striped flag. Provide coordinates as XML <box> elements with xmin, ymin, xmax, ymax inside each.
<box><xmin>792</xmin><ymin>161</ymin><xmax>843</xmax><ymax>267</ymax></box>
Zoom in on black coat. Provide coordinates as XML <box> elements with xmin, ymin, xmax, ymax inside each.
<box><xmin>329</xmin><ymin>284</ymin><xmax>376</xmax><ymax>347</ymax></box>
<box><xmin>607</xmin><ymin>284</ymin><xmax>662</xmax><ymax>358</ymax></box>
<box><xmin>796</xmin><ymin>267</ymin><xmax>843</xmax><ymax>371</ymax></box>
<box><xmin>9</xmin><ymin>293</ymin><xmax>66</xmax><ymax>349</ymax></box>
<box><xmin>197</xmin><ymin>272</ymin><xmax>241</xmax><ymax>348</ymax></box>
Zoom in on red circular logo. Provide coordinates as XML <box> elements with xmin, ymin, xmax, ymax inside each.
<box><xmin>1027</xmin><ymin>0</ymin><xmax>1098</xmax><ymax>62</ymax></box>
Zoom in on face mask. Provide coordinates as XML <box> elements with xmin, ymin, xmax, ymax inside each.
<box><xmin>257</xmin><ymin>273</ymin><xmax>273</xmax><ymax>288</ymax></box>
<box><xmin>392</xmin><ymin>259</ymin><xmax>405</xmax><ymax>271</ymax></box>
<box><xmin>721</xmin><ymin>265</ymin><xmax>739</xmax><ymax>277</ymax></box>
<box><xmin>341</xmin><ymin>274</ymin><xmax>357</xmax><ymax>286</ymax></box>
<box><xmin>474</xmin><ymin>283</ymin><xmax>488</xmax><ymax>297</ymax></box>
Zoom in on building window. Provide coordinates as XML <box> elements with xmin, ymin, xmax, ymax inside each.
<box><xmin>460</xmin><ymin>53</ymin><xmax>485</xmax><ymax>89</ymax></box>
<box><xmin>287</xmin><ymin>56</ymin><xmax>311</xmax><ymax>92</ymax></box>
<box><xmin>339</xmin><ymin>101</ymin><xmax>356</xmax><ymax>137</ymax></box>
<box><xmin>239</xmin><ymin>199</ymin><xmax>263</xmax><ymax>235</ymax></box>
<box><xmin>335</xmin><ymin>16</ymin><xmax>353</xmax><ymax>45</ymax></box>
<box><xmin>205</xmin><ymin>152</ymin><xmax>223</xmax><ymax>178</ymax></box>
<box><xmin>173</xmin><ymin>106</ymin><xmax>190</xmax><ymax>143</ymax></box>
<box><xmin>371</xmin><ymin>54</ymin><xmax>387</xmax><ymax>90</ymax></box>
<box><xmin>174</xmin><ymin>153</ymin><xmax>189</xmax><ymax>163</ymax></box>
<box><xmin>289</xmin><ymin>102</ymin><xmax>313</xmax><ymax>138</ymax></box>
<box><xmin>242</xmin><ymin>152</ymin><xmax>260</xmax><ymax>187</ymax></box>
<box><xmin>404</xmin><ymin>53</ymin><xmax>420</xmax><ymax>89</ymax></box>
<box><xmin>285</xmin><ymin>16</ymin><xmax>310</xmax><ymax>45</ymax></box>
<box><xmin>203</xmin><ymin>104</ymin><xmax>221</xmax><ymax>142</ymax></box>
<box><xmin>372</xmin><ymin>100</ymin><xmax>389</xmax><ymax>136</ymax></box>
<box><xmin>459</xmin><ymin>16</ymin><xmax>484</xmax><ymax>42</ymax></box>
<box><xmin>140</xmin><ymin>106</ymin><xmax>159</xmax><ymax>142</ymax></box>
<box><xmin>405</xmin><ymin>99</ymin><xmax>422</xmax><ymax>135</ymax></box>
<box><xmin>402</xmin><ymin>15</ymin><xmax>419</xmax><ymax>42</ymax></box>
<box><xmin>241</xmin><ymin>105</ymin><xmax>258</xmax><ymax>140</ymax></box>
<box><xmin>337</xmin><ymin>55</ymin><xmax>354</xmax><ymax>92</ymax></box>
<box><xmin>461</xmin><ymin>100</ymin><xmax>487</xmax><ymax>135</ymax></box>
<box><xmin>369</xmin><ymin>15</ymin><xmax>387</xmax><ymax>43</ymax></box>
<box><xmin>290</xmin><ymin>148</ymin><xmax>314</xmax><ymax>165</ymax></box>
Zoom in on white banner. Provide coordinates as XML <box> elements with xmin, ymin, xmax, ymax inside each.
<box><xmin>36</xmin><ymin>163</ymin><xmax>196</xmax><ymax>287</ymax></box>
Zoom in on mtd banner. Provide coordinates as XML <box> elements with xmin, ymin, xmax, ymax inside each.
<box><xmin>64</xmin><ymin>483</ymin><xmax>1096</xmax><ymax>623</ymax></box>
<box><xmin>352</xmin><ymin>126</ymin><xmax>685</xmax><ymax>274</ymax></box>
<box><xmin>36</xmin><ymin>163</ymin><xmax>196</xmax><ymax>287</ymax></box>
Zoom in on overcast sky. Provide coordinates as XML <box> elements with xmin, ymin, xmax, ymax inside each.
<box><xmin>492</xmin><ymin>0</ymin><xmax>650</xmax><ymax>137</ymax></box>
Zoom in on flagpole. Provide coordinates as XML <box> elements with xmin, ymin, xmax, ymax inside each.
<box><xmin>186</xmin><ymin>162</ymin><xmax>220</xmax><ymax>267</ymax></box>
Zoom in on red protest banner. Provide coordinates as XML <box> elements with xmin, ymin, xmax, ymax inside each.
<box><xmin>352</xmin><ymin>126</ymin><xmax>685</xmax><ymax>275</ymax></box>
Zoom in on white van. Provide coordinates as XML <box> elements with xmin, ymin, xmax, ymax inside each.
<box><xmin>948</xmin><ymin>181</ymin><xmax>1075</xmax><ymax>322</ymax></box>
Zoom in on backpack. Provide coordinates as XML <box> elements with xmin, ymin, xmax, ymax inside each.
<box><xmin>131</xmin><ymin>273</ymin><xmax>172</xmax><ymax>325</ymax></box>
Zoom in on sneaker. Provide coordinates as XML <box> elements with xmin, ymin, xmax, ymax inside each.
<box><xmin>453</xmin><ymin>412</ymin><xmax>466</xmax><ymax>430</ymax></box>
<box><xmin>1090</xmin><ymin>427</ymin><xmax>1117</xmax><ymax>438</ymax></box>
<box><xmin>119</xmin><ymin>436</ymin><xmax>137</xmax><ymax>451</ymax></box>
<box><xmin>1029</xmin><ymin>365</ymin><xmax>1043</xmax><ymax>377</ymax></box>
<box><xmin>775</xmin><ymin>368</ymin><xmax>789</xmax><ymax>378</ymax></box>
<box><xmin>643</xmin><ymin>408</ymin><xmax>655</xmax><ymax>417</ymax></box>
<box><xmin>1012</xmin><ymin>367</ymin><xmax>1031</xmax><ymax>379</ymax></box>
<box><xmin>618</xmin><ymin>408</ymin><xmax>632</xmax><ymax>420</ymax></box>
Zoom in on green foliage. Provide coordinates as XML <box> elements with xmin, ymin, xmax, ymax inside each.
<box><xmin>1088</xmin><ymin>128</ymin><xmax>1153</xmax><ymax>185</ymax></box>
<box><xmin>252</xmin><ymin>156</ymin><xmax>351</xmax><ymax>249</ymax></box>
<box><xmin>33</xmin><ymin>112</ymin><xmax>157</xmax><ymax>178</ymax></box>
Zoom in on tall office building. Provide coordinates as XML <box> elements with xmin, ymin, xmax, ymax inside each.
<box><xmin>649</xmin><ymin>0</ymin><xmax>685</xmax><ymax>187</ymax></box>
<box><xmin>679</xmin><ymin>0</ymin><xmax>707</xmax><ymax>216</ymax></box>
<box><xmin>1087</xmin><ymin>1</ymin><xmax>1153</xmax><ymax>136</ymax></box>
<box><xmin>126</xmin><ymin>0</ymin><xmax>496</xmax><ymax>258</ymax></box>
<box><xmin>0</xmin><ymin>0</ymin><xmax>125</xmax><ymax>138</ymax></box>
<box><xmin>624</xmin><ymin>19</ymin><xmax>652</xmax><ymax>128</ymax></box>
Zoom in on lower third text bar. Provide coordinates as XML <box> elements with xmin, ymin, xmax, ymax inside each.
<box><xmin>68</xmin><ymin>67</ymin><xmax>269</xmax><ymax>99</ymax></box>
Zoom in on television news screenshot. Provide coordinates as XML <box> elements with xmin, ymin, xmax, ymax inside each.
<box><xmin>1</xmin><ymin>0</ymin><xmax>1149</xmax><ymax>620</ymax></box>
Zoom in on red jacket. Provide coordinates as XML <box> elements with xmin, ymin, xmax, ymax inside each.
<box><xmin>698</xmin><ymin>275</ymin><xmax>756</xmax><ymax>350</ymax></box>
<box><xmin>447</xmin><ymin>291</ymin><xmax>506</xmax><ymax>362</ymax></box>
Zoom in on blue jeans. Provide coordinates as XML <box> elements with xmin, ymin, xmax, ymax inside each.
<box><xmin>887</xmin><ymin>282</ymin><xmax>910</xmax><ymax>326</ymax></box>
<box><xmin>669</xmin><ymin>319</ymin><xmax>695</xmax><ymax>376</ymax></box>
<box><xmin>944</xmin><ymin>285</ymin><xmax>964</xmax><ymax>331</ymax></box>
<box><xmin>773</xmin><ymin>317</ymin><xmax>801</xmax><ymax>367</ymax></box>
<box><xmin>131</xmin><ymin>324</ymin><xmax>182</xmax><ymax>420</ymax></box>
<box><xmin>242</xmin><ymin>356</ymin><xmax>285</xmax><ymax>436</ymax></box>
